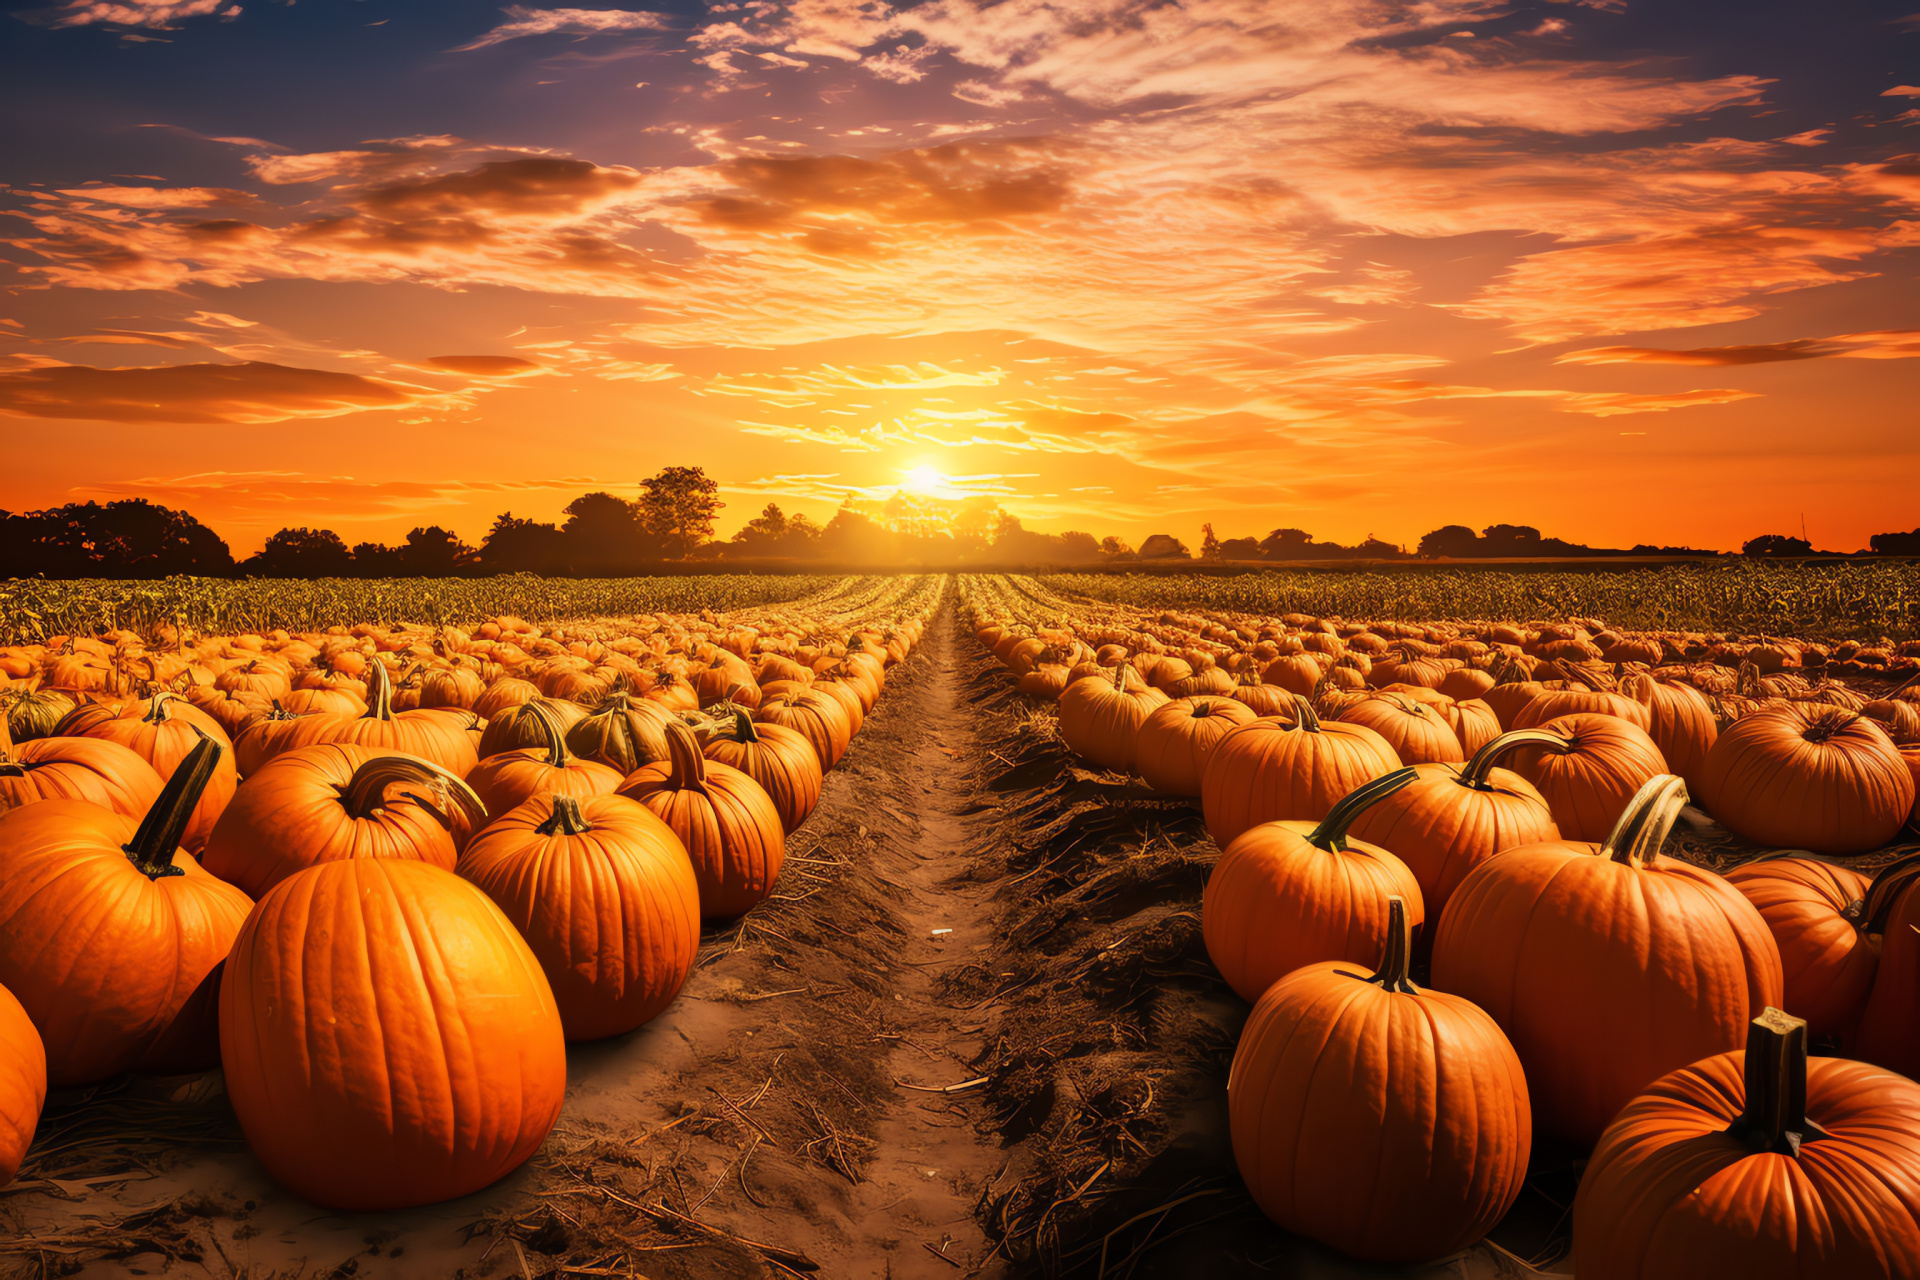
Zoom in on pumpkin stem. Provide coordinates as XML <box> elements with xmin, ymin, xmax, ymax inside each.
<box><xmin>1599</xmin><ymin>773</ymin><xmax>1690</xmax><ymax>866</ymax></box>
<box><xmin>1307</xmin><ymin>767</ymin><xmax>1419</xmax><ymax>852</ymax></box>
<box><xmin>122</xmin><ymin>729</ymin><xmax>220</xmax><ymax>879</ymax></box>
<box><xmin>1723</xmin><ymin>1008</ymin><xmax>1831</xmax><ymax>1155</ymax></box>
<box><xmin>535</xmin><ymin>793</ymin><xmax>595</xmax><ymax>837</ymax></box>
<box><xmin>362</xmin><ymin>657</ymin><xmax>395</xmax><ymax>722</ymax></box>
<box><xmin>731</xmin><ymin>705</ymin><xmax>760</xmax><ymax>744</ymax></box>
<box><xmin>664</xmin><ymin>720</ymin><xmax>711</xmax><ymax>796</ymax></box>
<box><xmin>141</xmin><ymin>691</ymin><xmax>178</xmax><ymax>725</ymax></box>
<box><xmin>1362</xmin><ymin>896</ymin><xmax>1419</xmax><ymax>994</ymax></box>
<box><xmin>339</xmin><ymin>754</ymin><xmax>488</xmax><ymax>839</ymax></box>
<box><xmin>525</xmin><ymin>701</ymin><xmax>571</xmax><ymax>768</ymax></box>
<box><xmin>1458</xmin><ymin>729</ymin><xmax>1575</xmax><ymax>790</ymax></box>
<box><xmin>1112</xmin><ymin>662</ymin><xmax>1129</xmax><ymax>692</ymax></box>
<box><xmin>1287</xmin><ymin>693</ymin><xmax>1323</xmax><ymax>733</ymax></box>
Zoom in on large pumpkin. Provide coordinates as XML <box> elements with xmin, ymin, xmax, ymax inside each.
<box><xmin>565</xmin><ymin>689</ymin><xmax>674</xmax><ymax>775</ymax></box>
<box><xmin>1626</xmin><ymin>673</ymin><xmax>1719</xmax><ymax>791</ymax></box>
<box><xmin>201</xmin><ymin>745</ymin><xmax>485</xmax><ymax>900</ymax></box>
<box><xmin>0</xmin><ymin>982</ymin><xmax>45</xmax><ymax>1188</ymax></box>
<box><xmin>1230</xmin><ymin>898</ymin><xmax>1529</xmax><ymax>1263</ymax></box>
<box><xmin>1699</xmin><ymin>704</ymin><xmax>1914</xmax><ymax>856</ymax></box>
<box><xmin>465</xmin><ymin>702</ymin><xmax>622</xmax><ymax>824</ymax></box>
<box><xmin>1203</xmin><ymin>769</ymin><xmax>1425</xmax><ymax>1003</ymax></box>
<box><xmin>477</xmin><ymin>695</ymin><xmax>591</xmax><ymax>759</ymax></box>
<box><xmin>1853</xmin><ymin>854</ymin><xmax>1920</xmax><ymax>1079</ymax></box>
<box><xmin>1724</xmin><ymin>857</ymin><xmax>1875</xmax><ymax>1043</ymax></box>
<box><xmin>0</xmin><ymin>735</ymin><xmax>254</xmax><ymax>1085</ymax></box>
<box><xmin>619</xmin><ymin>721</ymin><xmax>784</xmax><ymax>919</ymax></box>
<box><xmin>58</xmin><ymin>692</ymin><xmax>236</xmax><ymax>851</ymax></box>
<box><xmin>754</xmin><ymin>689</ymin><xmax>854</xmax><ymax>773</ymax></box>
<box><xmin>1573</xmin><ymin>1009</ymin><xmax>1920</xmax><ymax>1280</ymax></box>
<box><xmin>702</xmin><ymin>707</ymin><xmax>821</xmax><ymax>834</ymax></box>
<box><xmin>1057</xmin><ymin>663</ymin><xmax>1169</xmax><ymax>772</ymax></box>
<box><xmin>1335</xmin><ymin>693</ymin><xmax>1464</xmax><ymax>765</ymax></box>
<box><xmin>1511</xmin><ymin>712</ymin><xmax>1668</xmax><ymax>842</ymax></box>
<box><xmin>278</xmin><ymin>658</ymin><xmax>479</xmax><ymax>778</ymax></box>
<box><xmin>218</xmin><ymin>858</ymin><xmax>566</xmax><ymax>1210</ymax></box>
<box><xmin>1135</xmin><ymin>695</ymin><xmax>1257</xmax><ymax>796</ymax></box>
<box><xmin>459</xmin><ymin>793</ymin><xmax>700</xmax><ymax>1040</ymax></box>
<box><xmin>1432</xmin><ymin>775</ymin><xmax>1784</xmax><ymax>1145</ymax></box>
<box><xmin>1346</xmin><ymin>729</ymin><xmax>1564</xmax><ymax>943</ymax></box>
<box><xmin>0</xmin><ymin>732</ymin><xmax>162</xmax><ymax>820</ymax></box>
<box><xmin>1200</xmin><ymin>694</ymin><xmax>1401</xmax><ymax>848</ymax></box>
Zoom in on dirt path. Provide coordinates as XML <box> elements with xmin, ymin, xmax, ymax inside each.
<box><xmin>3</xmin><ymin>589</ymin><xmax>1014</xmax><ymax>1280</ymax></box>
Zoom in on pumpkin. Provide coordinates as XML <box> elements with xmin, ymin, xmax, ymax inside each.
<box><xmin>1135</xmin><ymin>695</ymin><xmax>1257</xmax><ymax>796</ymax></box>
<box><xmin>808</xmin><ymin>676</ymin><xmax>866</xmax><ymax>739</ymax></box>
<box><xmin>1431</xmin><ymin>696</ymin><xmax>1500</xmax><ymax>755</ymax></box>
<box><xmin>1724</xmin><ymin>858</ymin><xmax>1875</xmax><ymax>1043</ymax></box>
<box><xmin>618</xmin><ymin>721</ymin><xmax>784</xmax><ymax>919</ymax></box>
<box><xmin>0</xmin><ymin>734</ymin><xmax>254</xmax><ymax>1085</ymax></box>
<box><xmin>1513</xmin><ymin>685</ymin><xmax>1654</xmax><ymax>732</ymax></box>
<box><xmin>1346</xmin><ymin>729</ymin><xmax>1565</xmax><ymax>943</ymax></box>
<box><xmin>702</xmin><ymin>706</ymin><xmax>821</xmax><ymax>834</ymax></box>
<box><xmin>201</xmin><ymin>745</ymin><xmax>485</xmax><ymax>900</ymax></box>
<box><xmin>277</xmin><ymin>659</ymin><xmax>479</xmax><ymax>778</ymax></box>
<box><xmin>459</xmin><ymin>793</ymin><xmax>700</xmax><ymax>1040</ymax></box>
<box><xmin>1200</xmin><ymin>694</ymin><xmax>1402</xmax><ymax>849</ymax></box>
<box><xmin>2</xmin><ymin>688</ymin><xmax>76</xmax><ymax>743</ymax></box>
<box><xmin>1699</xmin><ymin>704</ymin><xmax>1913</xmax><ymax>856</ymax></box>
<box><xmin>1511</xmin><ymin>712</ymin><xmax>1668</xmax><ymax>842</ymax></box>
<box><xmin>1230</xmin><ymin>897</ymin><xmax>1529</xmax><ymax>1263</ymax></box>
<box><xmin>564</xmin><ymin>688</ymin><xmax>675</xmax><ymax>775</ymax></box>
<box><xmin>465</xmin><ymin>702</ymin><xmax>622</xmax><ymax>824</ymax></box>
<box><xmin>0</xmin><ymin>731</ymin><xmax>163</xmax><ymax>821</ymax></box>
<box><xmin>57</xmin><ymin>692</ymin><xmax>236</xmax><ymax>852</ymax></box>
<box><xmin>1853</xmin><ymin>854</ymin><xmax>1920</xmax><ymax>1078</ymax></box>
<box><xmin>0</xmin><ymin>982</ymin><xmax>46</xmax><ymax>1189</ymax></box>
<box><xmin>1335</xmin><ymin>693</ymin><xmax>1464</xmax><ymax>765</ymax></box>
<box><xmin>1572</xmin><ymin>1008</ymin><xmax>1920</xmax><ymax>1280</ymax></box>
<box><xmin>471</xmin><ymin>676</ymin><xmax>541</xmax><ymax>722</ymax></box>
<box><xmin>755</xmin><ymin>688</ymin><xmax>854</xmax><ymax>772</ymax></box>
<box><xmin>1626</xmin><ymin>672</ymin><xmax>1719</xmax><ymax>790</ymax></box>
<box><xmin>1057</xmin><ymin>663</ymin><xmax>1169</xmax><ymax>772</ymax></box>
<box><xmin>477</xmin><ymin>695</ymin><xmax>591</xmax><ymax>759</ymax></box>
<box><xmin>1432</xmin><ymin>775</ymin><xmax>1784</xmax><ymax>1145</ymax></box>
<box><xmin>1203</xmin><ymin>769</ymin><xmax>1425</xmax><ymax>1002</ymax></box>
<box><xmin>219</xmin><ymin>857</ymin><xmax>566</xmax><ymax>1210</ymax></box>
<box><xmin>1229</xmin><ymin>674</ymin><xmax>1293</xmax><ymax>718</ymax></box>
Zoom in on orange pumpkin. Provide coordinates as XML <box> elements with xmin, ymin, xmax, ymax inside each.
<box><xmin>1573</xmin><ymin>1009</ymin><xmax>1920</xmax><ymax>1280</ymax></box>
<box><xmin>201</xmin><ymin>745</ymin><xmax>484</xmax><ymax>900</ymax></box>
<box><xmin>621</xmin><ymin>722</ymin><xmax>783</xmax><ymax>918</ymax></box>
<box><xmin>1203</xmin><ymin>769</ymin><xmax>1425</xmax><ymax>1002</ymax></box>
<box><xmin>1335</xmin><ymin>693</ymin><xmax>1464</xmax><ymax>765</ymax></box>
<box><xmin>0</xmin><ymin>735</ymin><xmax>253</xmax><ymax>1085</ymax></box>
<box><xmin>1057</xmin><ymin>663</ymin><xmax>1169</xmax><ymax>772</ymax></box>
<box><xmin>755</xmin><ymin>688</ymin><xmax>854</xmax><ymax>772</ymax></box>
<box><xmin>460</xmin><ymin>793</ymin><xmax>700</xmax><ymax>1040</ymax></box>
<box><xmin>1699</xmin><ymin>704</ymin><xmax>1914</xmax><ymax>856</ymax></box>
<box><xmin>702</xmin><ymin>707</ymin><xmax>821</xmax><ymax>834</ymax></box>
<box><xmin>1230</xmin><ymin>898</ymin><xmax>1529</xmax><ymax>1263</ymax></box>
<box><xmin>1200</xmin><ymin>695</ymin><xmax>1401</xmax><ymax>848</ymax></box>
<box><xmin>0</xmin><ymin>732</ymin><xmax>162</xmax><ymax>820</ymax></box>
<box><xmin>465</xmin><ymin>702</ymin><xmax>622</xmax><ymax>824</ymax></box>
<box><xmin>1512</xmin><ymin>712</ymin><xmax>1669</xmax><ymax>842</ymax></box>
<box><xmin>218</xmin><ymin>858</ymin><xmax>566</xmax><ymax>1210</ymax></box>
<box><xmin>57</xmin><ymin>692</ymin><xmax>235</xmax><ymax>851</ymax></box>
<box><xmin>566</xmin><ymin>688</ymin><xmax>675</xmax><ymax>775</ymax></box>
<box><xmin>1853</xmin><ymin>854</ymin><xmax>1920</xmax><ymax>1079</ymax></box>
<box><xmin>0</xmin><ymin>982</ymin><xmax>46</xmax><ymax>1188</ymax></box>
<box><xmin>1135</xmin><ymin>695</ymin><xmax>1257</xmax><ymax>796</ymax></box>
<box><xmin>1432</xmin><ymin>775</ymin><xmax>1784</xmax><ymax>1145</ymax></box>
<box><xmin>1725</xmin><ymin>858</ymin><xmax>1875</xmax><ymax>1043</ymax></box>
<box><xmin>1626</xmin><ymin>672</ymin><xmax>1719</xmax><ymax>790</ymax></box>
<box><xmin>277</xmin><ymin>660</ymin><xmax>479</xmax><ymax>778</ymax></box>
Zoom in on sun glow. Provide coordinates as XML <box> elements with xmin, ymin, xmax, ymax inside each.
<box><xmin>898</xmin><ymin>462</ymin><xmax>950</xmax><ymax>496</ymax></box>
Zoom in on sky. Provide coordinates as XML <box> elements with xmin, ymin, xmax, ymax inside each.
<box><xmin>1</xmin><ymin>0</ymin><xmax>1917</xmax><ymax>556</ymax></box>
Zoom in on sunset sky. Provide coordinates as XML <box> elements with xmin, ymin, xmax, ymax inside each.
<box><xmin>3</xmin><ymin>0</ymin><xmax>1917</xmax><ymax>555</ymax></box>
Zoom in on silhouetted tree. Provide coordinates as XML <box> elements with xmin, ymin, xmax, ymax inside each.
<box><xmin>1139</xmin><ymin>533</ymin><xmax>1190</xmax><ymax>559</ymax></box>
<box><xmin>1870</xmin><ymin>529</ymin><xmax>1920</xmax><ymax>555</ymax></box>
<box><xmin>1258</xmin><ymin>528</ymin><xmax>1316</xmax><ymax>559</ymax></box>
<box><xmin>479</xmin><ymin>513</ymin><xmax>567</xmax><ymax>574</ymax></box>
<box><xmin>1742</xmin><ymin>533</ymin><xmax>1813</xmax><ymax>557</ymax></box>
<box><xmin>243</xmin><ymin>527</ymin><xmax>353</xmax><ymax>578</ymax></box>
<box><xmin>1200</xmin><ymin>523</ymin><xmax>1222</xmax><ymax>561</ymax></box>
<box><xmin>0</xmin><ymin>499</ymin><xmax>233</xmax><ymax>578</ymax></box>
<box><xmin>638</xmin><ymin>467</ymin><xmax>722</xmax><ymax>558</ymax></box>
<box><xmin>1480</xmin><ymin>524</ymin><xmax>1544</xmax><ymax>555</ymax></box>
<box><xmin>1218</xmin><ymin>536</ymin><xmax>1260</xmax><ymax>559</ymax></box>
<box><xmin>1417</xmin><ymin>525</ymin><xmax>1481</xmax><ymax>559</ymax></box>
<box><xmin>1099</xmin><ymin>536</ymin><xmax>1134</xmax><ymax>560</ymax></box>
<box><xmin>560</xmin><ymin>492</ymin><xmax>653</xmax><ymax>573</ymax></box>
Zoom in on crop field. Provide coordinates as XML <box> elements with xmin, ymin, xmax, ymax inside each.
<box><xmin>2</xmin><ymin>571</ymin><xmax>1918</xmax><ymax>1278</ymax></box>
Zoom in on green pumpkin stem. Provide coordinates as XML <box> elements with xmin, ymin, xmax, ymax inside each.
<box><xmin>1287</xmin><ymin>693</ymin><xmax>1323</xmax><ymax>733</ymax></box>
<box><xmin>1600</xmin><ymin>773</ymin><xmax>1690</xmax><ymax>866</ymax></box>
<box><xmin>1364</xmin><ymin>896</ymin><xmax>1419</xmax><ymax>994</ymax></box>
<box><xmin>535</xmin><ymin>793</ymin><xmax>594</xmax><ymax>837</ymax></box>
<box><xmin>122</xmin><ymin>729</ymin><xmax>220</xmax><ymax>879</ymax></box>
<box><xmin>1307</xmin><ymin>767</ymin><xmax>1419</xmax><ymax>852</ymax></box>
<box><xmin>732</xmin><ymin>705</ymin><xmax>760</xmax><ymax>744</ymax></box>
<box><xmin>1458</xmin><ymin>729</ymin><xmax>1575</xmax><ymax>790</ymax></box>
<box><xmin>362</xmin><ymin>657</ymin><xmax>394</xmax><ymax>722</ymax></box>
<box><xmin>525</xmin><ymin>701</ymin><xmax>571</xmax><ymax>768</ymax></box>
<box><xmin>142</xmin><ymin>690</ymin><xmax>178</xmax><ymax>725</ymax></box>
<box><xmin>1724</xmin><ymin>1008</ymin><xmax>1830</xmax><ymax>1156</ymax></box>
<box><xmin>340</xmin><ymin>754</ymin><xmax>487</xmax><ymax>835</ymax></box>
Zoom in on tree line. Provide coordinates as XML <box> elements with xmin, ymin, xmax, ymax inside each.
<box><xmin>1</xmin><ymin>468</ymin><xmax>1914</xmax><ymax>578</ymax></box>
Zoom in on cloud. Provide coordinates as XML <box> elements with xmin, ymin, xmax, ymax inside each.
<box><xmin>0</xmin><ymin>361</ymin><xmax>424</xmax><ymax>424</ymax></box>
<box><xmin>452</xmin><ymin>6</ymin><xmax>673</xmax><ymax>52</ymax></box>
<box><xmin>54</xmin><ymin>186</ymin><xmax>257</xmax><ymax>208</ymax></box>
<box><xmin>1884</xmin><ymin>86</ymin><xmax>1920</xmax><ymax>98</ymax></box>
<box><xmin>423</xmin><ymin>355</ymin><xmax>548</xmax><ymax>377</ymax></box>
<box><xmin>17</xmin><ymin>0</ymin><xmax>229</xmax><ymax>30</ymax></box>
<box><xmin>1560</xmin><ymin>330</ymin><xmax>1920</xmax><ymax>366</ymax></box>
<box><xmin>1557</xmin><ymin>389</ymin><xmax>1761</xmax><ymax>417</ymax></box>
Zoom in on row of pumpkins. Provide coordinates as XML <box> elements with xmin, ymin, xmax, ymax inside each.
<box><xmin>970</xmin><ymin>605</ymin><xmax>1920</xmax><ymax>1278</ymax></box>
<box><xmin>0</xmin><ymin>603</ymin><xmax>931</xmax><ymax>1212</ymax></box>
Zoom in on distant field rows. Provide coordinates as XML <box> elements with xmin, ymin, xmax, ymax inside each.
<box><xmin>0</xmin><ymin>574</ymin><xmax>847</xmax><ymax>644</ymax></box>
<box><xmin>1039</xmin><ymin>561</ymin><xmax>1920</xmax><ymax>639</ymax></box>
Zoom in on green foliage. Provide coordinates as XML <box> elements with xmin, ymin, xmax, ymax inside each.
<box><xmin>1034</xmin><ymin>561</ymin><xmax>1920</xmax><ymax>639</ymax></box>
<box><xmin>0</xmin><ymin>574</ymin><xmax>840</xmax><ymax>646</ymax></box>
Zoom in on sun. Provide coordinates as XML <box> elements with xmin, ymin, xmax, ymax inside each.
<box><xmin>899</xmin><ymin>462</ymin><xmax>948</xmax><ymax>495</ymax></box>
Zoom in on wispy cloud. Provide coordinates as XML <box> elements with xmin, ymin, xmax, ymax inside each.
<box><xmin>452</xmin><ymin>6</ymin><xmax>674</xmax><ymax>52</ymax></box>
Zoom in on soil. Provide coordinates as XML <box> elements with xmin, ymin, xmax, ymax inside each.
<box><xmin>21</xmin><ymin>585</ymin><xmax>1886</xmax><ymax>1278</ymax></box>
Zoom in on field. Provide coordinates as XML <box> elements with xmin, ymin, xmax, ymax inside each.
<box><xmin>2</xmin><ymin>571</ymin><xmax>1918</xmax><ymax>1278</ymax></box>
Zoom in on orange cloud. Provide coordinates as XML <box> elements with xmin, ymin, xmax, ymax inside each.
<box><xmin>1560</xmin><ymin>330</ymin><xmax>1920</xmax><ymax>366</ymax></box>
<box><xmin>422</xmin><ymin>355</ymin><xmax>548</xmax><ymax>377</ymax></box>
<box><xmin>18</xmin><ymin>0</ymin><xmax>228</xmax><ymax>28</ymax></box>
<box><xmin>0</xmin><ymin>361</ymin><xmax>422</xmax><ymax>424</ymax></box>
<box><xmin>452</xmin><ymin>6</ymin><xmax>675</xmax><ymax>52</ymax></box>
